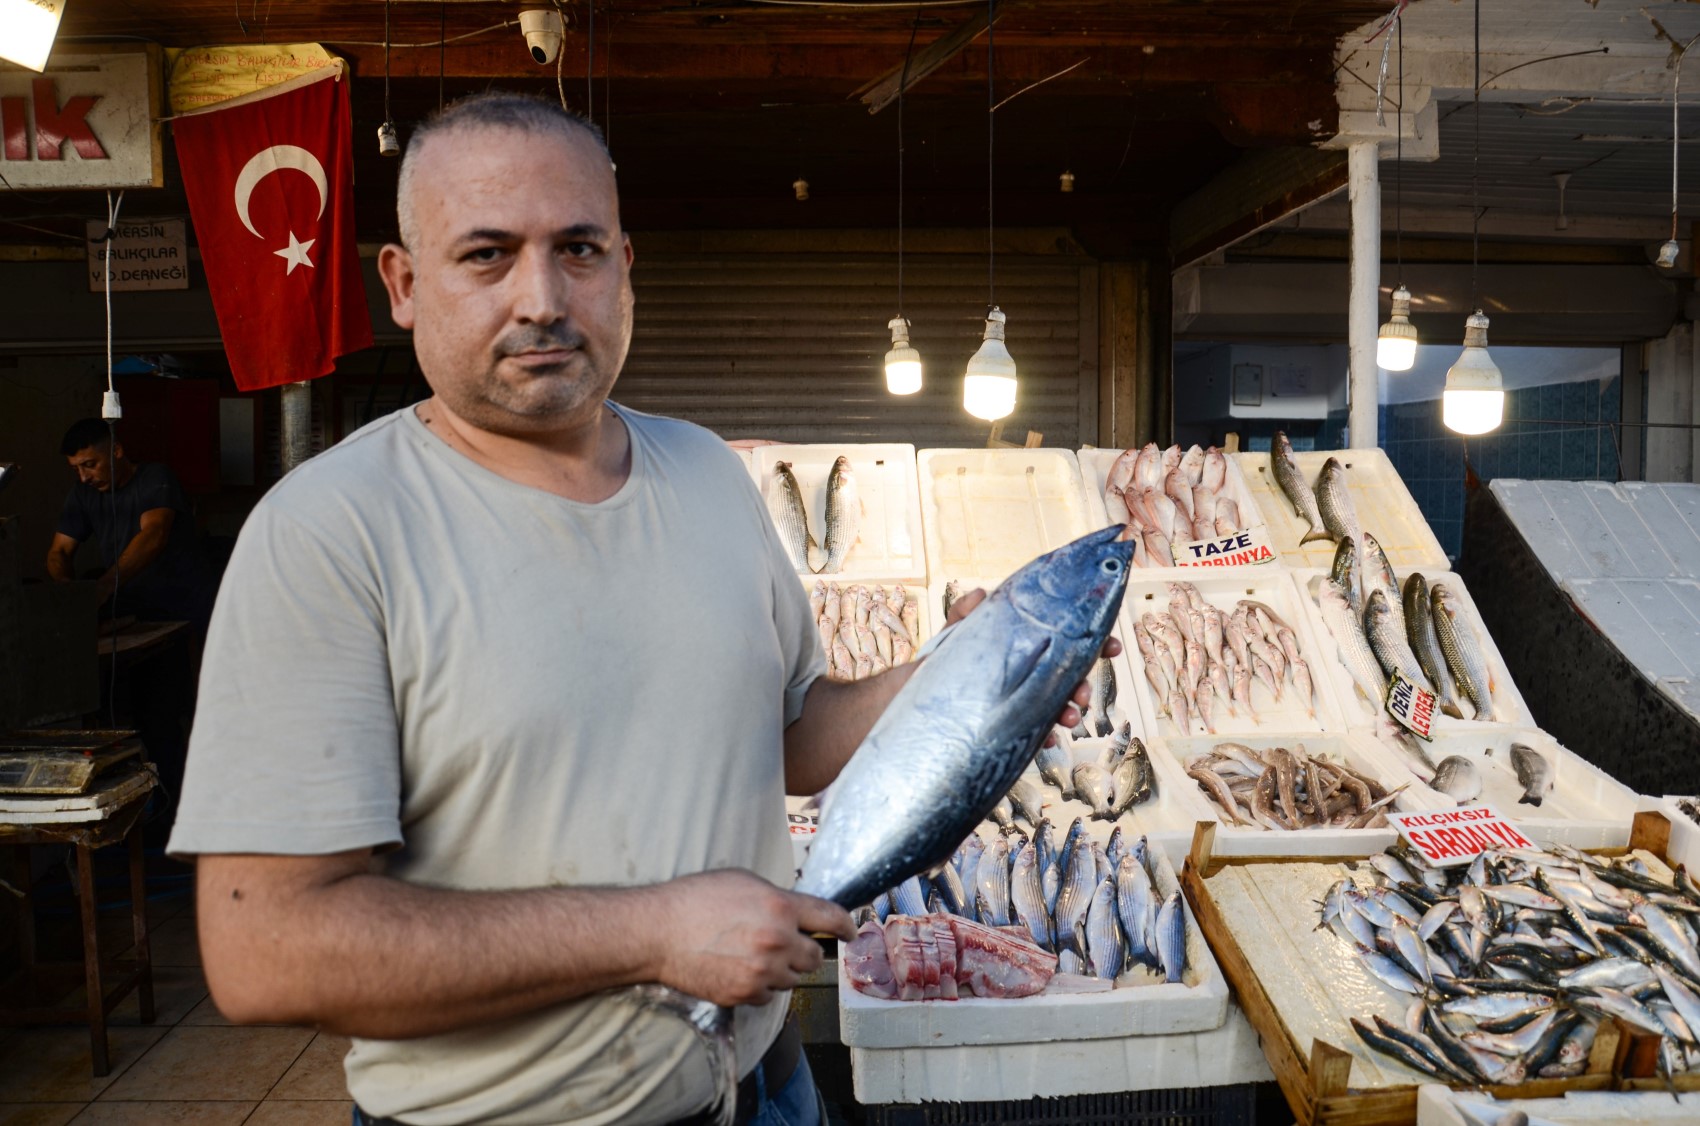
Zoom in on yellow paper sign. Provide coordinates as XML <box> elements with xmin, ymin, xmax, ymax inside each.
<box><xmin>167</xmin><ymin>43</ymin><xmax>336</xmax><ymax>114</ymax></box>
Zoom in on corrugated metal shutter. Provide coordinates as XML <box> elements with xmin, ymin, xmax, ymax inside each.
<box><xmin>614</xmin><ymin>254</ymin><xmax>1096</xmax><ymax>449</ymax></box>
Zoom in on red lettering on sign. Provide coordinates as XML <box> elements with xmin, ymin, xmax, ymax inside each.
<box><xmin>1</xmin><ymin>98</ymin><xmax>26</xmax><ymax>161</ymax></box>
<box><xmin>32</xmin><ymin>79</ymin><xmax>106</xmax><ymax>161</ymax></box>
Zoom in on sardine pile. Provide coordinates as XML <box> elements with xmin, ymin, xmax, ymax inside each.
<box><xmin>811</xmin><ymin>580</ymin><xmax>920</xmax><ymax>681</ymax></box>
<box><xmin>1133</xmin><ymin>580</ymin><xmax>1317</xmax><ymax>734</ymax></box>
<box><xmin>1322</xmin><ymin>842</ymin><xmax>1700</xmax><ymax>1085</ymax></box>
<box><xmin>1028</xmin><ymin>722</ymin><xmax>1157</xmax><ymax>822</ymax></box>
<box><xmin>862</xmin><ymin>823</ymin><xmax>1188</xmax><ymax>988</ymax></box>
<box><xmin>1102</xmin><ymin>443</ymin><xmax>1248</xmax><ymax>567</ymax></box>
<box><xmin>1187</xmin><ymin>741</ymin><xmax>1406</xmax><ymax>831</ymax></box>
<box><xmin>770</xmin><ymin>456</ymin><xmax>861</xmax><ymax>574</ymax></box>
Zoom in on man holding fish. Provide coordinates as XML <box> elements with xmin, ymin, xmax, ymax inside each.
<box><xmin>168</xmin><ymin>93</ymin><xmax>1113</xmax><ymax>1126</ymax></box>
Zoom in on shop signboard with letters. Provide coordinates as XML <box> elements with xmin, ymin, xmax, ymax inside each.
<box><xmin>0</xmin><ymin>47</ymin><xmax>164</xmax><ymax>189</ymax></box>
<box><xmin>85</xmin><ymin>218</ymin><xmax>189</xmax><ymax>291</ymax></box>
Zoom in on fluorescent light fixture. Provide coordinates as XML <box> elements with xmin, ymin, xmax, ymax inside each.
<box><xmin>1442</xmin><ymin>310</ymin><xmax>1504</xmax><ymax>435</ymax></box>
<box><xmin>1376</xmin><ymin>284</ymin><xmax>1418</xmax><ymax>372</ymax></box>
<box><xmin>0</xmin><ymin>0</ymin><xmax>66</xmax><ymax>71</ymax></box>
<box><xmin>962</xmin><ymin>307</ymin><xmax>1017</xmax><ymax>421</ymax></box>
<box><xmin>883</xmin><ymin>316</ymin><xmax>922</xmax><ymax>395</ymax></box>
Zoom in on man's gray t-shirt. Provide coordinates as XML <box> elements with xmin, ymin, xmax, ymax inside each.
<box><xmin>169</xmin><ymin>403</ymin><xmax>824</xmax><ymax>1125</ymax></box>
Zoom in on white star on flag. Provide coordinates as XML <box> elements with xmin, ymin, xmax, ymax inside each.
<box><xmin>274</xmin><ymin>231</ymin><xmax>316</xmax><ymax>274</ymax></box>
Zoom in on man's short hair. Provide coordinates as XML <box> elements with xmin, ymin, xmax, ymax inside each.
<box><xmin>395</xmin><ymin>92</ymin><xmax>613</xmax><ymax>250</ymax></box>
<box><xmin>60</xmin><ymin>418</ymin><xmax>115</xmax><ymax>457</ymax></box>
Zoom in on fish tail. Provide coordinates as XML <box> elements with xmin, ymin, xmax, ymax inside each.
<box><xmin>1441</xmin><ymin>702</ymin><xmax>1464</xmax><ymax>719</ymax></box>
<box><xmin>1299</xmin><ymin>527</ymin><xmax>1333</xmax><ymax>545</ymax></box>
<box><xmin>1519</xmin><ymin>794</ymin><xmax>1543</xmax><ymax>808</ymax></box>
<box><xmin>632</xmin><ymin>988</ymin><xmax>737</xmax><ymax>1126</ymax></box>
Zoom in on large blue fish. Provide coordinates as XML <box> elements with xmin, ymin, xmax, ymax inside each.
<box><xmin>655</xmin><ymin>525</ymin><xmax>1132</xmax><ymax>1126</ymax></box>
<box><xmin>796</xmin><ymin>524</ymin><xmax>1134</xmax><ymax>910</ymax></box>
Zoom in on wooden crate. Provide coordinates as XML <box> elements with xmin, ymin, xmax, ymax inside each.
<box><xmin>1178</xmin><ymin>821</ymin><xmax>1620</xmax><ymax>1126</ymax></box>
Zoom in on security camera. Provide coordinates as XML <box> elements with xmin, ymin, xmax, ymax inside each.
<box><xmin>519</xmin><ymin>10</ymin><xmax>564</xmax><ymax>66</ymax></box>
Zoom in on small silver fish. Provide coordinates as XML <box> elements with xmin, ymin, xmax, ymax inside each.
<box><xmin>1508</xmin><ymin>744</ymin><xmax>1553</xmax><ymax>807</ymax></box>
<box><xmin>1072</xmin><ymin>761</ymin><xmax>1116</xmax><ymax>820</ymax></box>
<box><xmin>1430</xmin><ymin>755</ymin><xmax>1484</xmax><ymax>804</ymax></box>
<box><xmin>1086</xmin><ymin>877</ymin><xmax>1125</xmax><ymax>980</ymax></box>
<box><xmin>1431</xmin><ymin>584</ymin><xmax>1497</xmax><ymax>722</ymax></box>
<box><xmin>1110</xmin><ymin>738</ymin><xmax>1156</xmax><ymax>814</ymax></box>
<box><xmin>1314</xmin><ymin>457</ymin><xmax>1362</xmax><ymax>546</ymax></box>
<box><xmin>1272</xmin><ymin>432</ymin><xmax>1330</xmax><ymax>544</ymax></box>
<box><xmin>1155</xmin><ymin>891</ymin><xmax>1187</xmax><ymax>983</ymax></box>
<box><xmin>769</xmin><ymin>461</ymin><xmax>822</xmax><ymax>572</ymax></box>
<box><xmin>820</xmin><ymin>456</ymin><xmax>860</xmax><ymax>574</ymax></box>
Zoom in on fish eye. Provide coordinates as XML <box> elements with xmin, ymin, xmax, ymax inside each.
<box><xmin>1102</xmin><ymin>559</ymin><xmax>1122</xmax><ymax>574</ymax></box>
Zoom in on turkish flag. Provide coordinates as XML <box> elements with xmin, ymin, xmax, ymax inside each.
<box><xmin>174</xmin><ymin>64</ymin><xmax>372</xmax><ymax>392</ymax></box>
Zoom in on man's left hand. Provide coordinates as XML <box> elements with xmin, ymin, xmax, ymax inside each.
<box><xmin>942</xmin><ymin>588</ymin><xmax>1123</xmax><ymax>746</ymax></box>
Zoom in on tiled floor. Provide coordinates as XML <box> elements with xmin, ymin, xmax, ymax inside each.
<box><xmin>0</xmin><ymin>890</ymin><xmax>352</xmax><ymax>1126</ymax></box>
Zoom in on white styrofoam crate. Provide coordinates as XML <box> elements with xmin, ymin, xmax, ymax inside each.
<box><xmin>837</xmin><ymin>825</ymin><xmax>1228</xmax><ymax>1049</ymax></box>
<box><xmin>1140</xmin><ymin>731</ymin><xmax>1440</xmax><ymax>859</ymax></box>
<box><xmin>1657</xmin><ymin>794</ymin><xmax>1700</xmax><ymax>871</ymax></box>
<box><xmin>918</xmin><ymin>448</ymin><xmax>1093</xmax><ymax>586</ymax></box>
<box><xmin>1118</xmin><ymin>570</ymin><xmax>1348</xmax><ymax>738</ymax></box>
<box><xmin>806</xmin><ymin>577</ymin><xmax>933</xmax><ymax>658</ymax></box>
<box><xmin>1292</xmin><ymin>569</ymin><xmax>1535</xmax><ymax>733</ymax></box>
<box><xmin>1076</xmin><ymin>447</ymin><xmax>1266</xmax><ymax>573</ymax></box>
<box><xmin>751</xmin><ymin>444</ymin><xmax>925</xmax><ymax>582</ymax></box>
<box><xmin>1231</xmin><ymin>447</ymin><xmax>1449</xmax><ymax>572</ymax></box>
<box><xmin>847</xmin><ymin>999</ymin><xmax>1273</xmax><ymax>1103</ymax></box>
<box><xmin>1381</xmin><ymin>727</ymin><xmax>1639</xmax><ymax>851</ymax></box>
<box><xmin>1416</xmin><ymin>1084</ymin><xmax>1700</xmax><ymax>1126</ymax></box>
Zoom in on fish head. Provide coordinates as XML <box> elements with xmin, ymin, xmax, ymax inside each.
<box><xmin>1004</xmin><ymin>525</ymin><xmax>1134</xmax><ymax>641</ymax></box>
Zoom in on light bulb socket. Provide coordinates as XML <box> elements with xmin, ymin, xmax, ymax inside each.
<box><xmin>377</xmin><ymin>121</ymin><xmax>401</xmax><ymax>157</ymax></box>
<box><xmin>792</xmin><ymin>178</ymin><xmax>810</xmax><ymax>201</ymax></box>
<box><xmin>1059</xmin><ymin>170</ymin><xmax>1075</xmax><ymax>193</ymax></box>
<box><xmin>1657</xmin><ymin>238</ymin><xmax>1681</xmax><ymax>268</ymax></box>
<box><xmin>884</xmin><ymin>316</ymin><xmax>922</xmax><ymax>394</ymax></box>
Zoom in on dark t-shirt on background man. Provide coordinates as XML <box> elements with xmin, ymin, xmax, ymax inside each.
<box><xmin>57</xmin><ymin>461</ymin><xmax>215</xmax><ymax>626</ymax></box>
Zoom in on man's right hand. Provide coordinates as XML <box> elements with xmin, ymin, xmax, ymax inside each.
<box><xmin>648</xmin><ymin>870</ymin><xmax>855</xmax><ymax>1008</ymax></box>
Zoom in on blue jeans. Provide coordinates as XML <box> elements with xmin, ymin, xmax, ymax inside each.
<box><xmin>747</xmin><ymin>1050</ymin><xmax>823</xmax><ymax>1126</ymax></box>
<box><xmin>350</xmin><ymin>1052</ymin><xmax>823</xmax><ymax>1125</ymax></box>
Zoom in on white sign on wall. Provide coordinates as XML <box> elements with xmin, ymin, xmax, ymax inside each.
<box><xmin>85</xmin><ymin>217</ymin><xmax>188</xmax><ymax>291</ymax></box>
<box><xmin>0</xmin><ymin>48</ymin><xmax>163</xmax><ymax>188</ymax></box>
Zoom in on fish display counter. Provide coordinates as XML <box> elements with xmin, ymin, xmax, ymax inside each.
<box><xmin>1414</xmin><ymin>1084</ymin><xmax>1700</xmax><ymax>1125</ymax></box>
<box><xmin>1136</xmin><ymin>732</ymin><xmax>1439</xmax><ymax>860</ymax></box>
<box><xmin>1231</xmin><ymin>444</ymin><xmax>1449</xmax><ymax>574</ymax></box>
<box><xmin>1118</xmin><ymin>571</ymin><xmax>1349</xmax><ymax>739</ymax></box>
<box><xmin>753</xmin><ymin>442</ymin><xmax>926</xmax><ymax>582</ymax></box>
<box><xmin>1076</xmin><ymin>444</ymin><xmax>1265</xmax><ymax>570</ymax></box>
<box><xmin>1295</xmin><ymin>568</ymin><xmax>1536</xmax><ymax>736</ymax></box>
<box><xmin>1178</xmin><ymin>825</ymin><xmax>1631</xmax><ymax>1126</ymax></box>
<box><xmin>1388</xmin><ymin>728</ymin><xmax>1639</xmax><ymax>851</ymax></box>
<box><xmin>916</xmin><ymin>448</ymin><xmax>1092</xmax><ymax>585</ymax></box>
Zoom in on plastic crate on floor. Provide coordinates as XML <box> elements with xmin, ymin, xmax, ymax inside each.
<box><xmin>861</xmin><ymin>1084</ymin><xmax>1256</xmax><ymax>1126</ymax></box>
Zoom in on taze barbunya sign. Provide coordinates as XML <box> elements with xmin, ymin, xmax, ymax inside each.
<box><xmin>1385</xmin><ymin>804</ymin><xmax>1536</xmax><ymax>867</ymax></box>
<box><xmin>0</xmin><ymin>48</ymin><xmax>164</xmax><ymax>188</ymax></box>
<box><xmin>1172</xmin><ymin>525</ymin><xmax>1278</xmax><ymax>567</ymax></box>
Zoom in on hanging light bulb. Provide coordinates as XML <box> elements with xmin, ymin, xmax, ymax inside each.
<box><xmin>1376</xmin><ymin>285</ymin><xmax>1418</xmax><ymax>371</ymax></box>
<box><xmin>963</xmin><ymin>307</ymin><xmax>1017</xmax><ymax>421</ymax></box>
<box><xmin>1442</xmin><ymin>310</ymin><xmax>1504</xmax><ymax>435</ymax></box>
<box><xmin>884</xmin><ymin>317</ymin><xmax>923</xmax><ymax>395</ymax></box>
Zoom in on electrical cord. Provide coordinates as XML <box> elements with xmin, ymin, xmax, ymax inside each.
<box><xmin>896</xmin><ymin>7</ymin><xmax>919</xmax><ymax>320</ymax></box>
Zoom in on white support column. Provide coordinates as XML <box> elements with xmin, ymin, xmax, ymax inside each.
<box><xmin>1347</xmin><ymin>140</ymin><xmax>1380</xmax><ymax>449</ymax></box>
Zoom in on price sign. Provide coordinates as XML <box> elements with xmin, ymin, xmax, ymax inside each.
<box><xmin>1385</xmin><ymin>672</ymin><xmax>1437</xmax><ymax>739</ymax></box>
<box><xmin>1172</xmin><ymin>525</ymin><xmax>1278</xmax><ymax>568</ymax></box>
<box><xmin>1385</xmin><ymin>804</ymin><xmax>1535</xmax><ymax>867</ymax></box>
<box><xmin>785</xmin><ymin>808</ymin><xmax>818</xmax><ymax>881</ymax></box>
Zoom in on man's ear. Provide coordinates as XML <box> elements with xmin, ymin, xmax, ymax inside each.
<box><xmin>377</xmin><ymin>243</ymin><xmax>417</xmax><ymax>330</ymax></box>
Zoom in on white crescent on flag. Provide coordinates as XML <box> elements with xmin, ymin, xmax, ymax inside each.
<box><xmin>232</xmin><ymin>145</ymin><xmax>328</xmax><ymax>239</ymax></box>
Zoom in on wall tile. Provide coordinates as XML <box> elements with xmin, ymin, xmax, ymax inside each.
<box><xmin>1561</xmin><ymin>429</ymin><xmax>1590</xmax><ymax>478</ymax></box>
